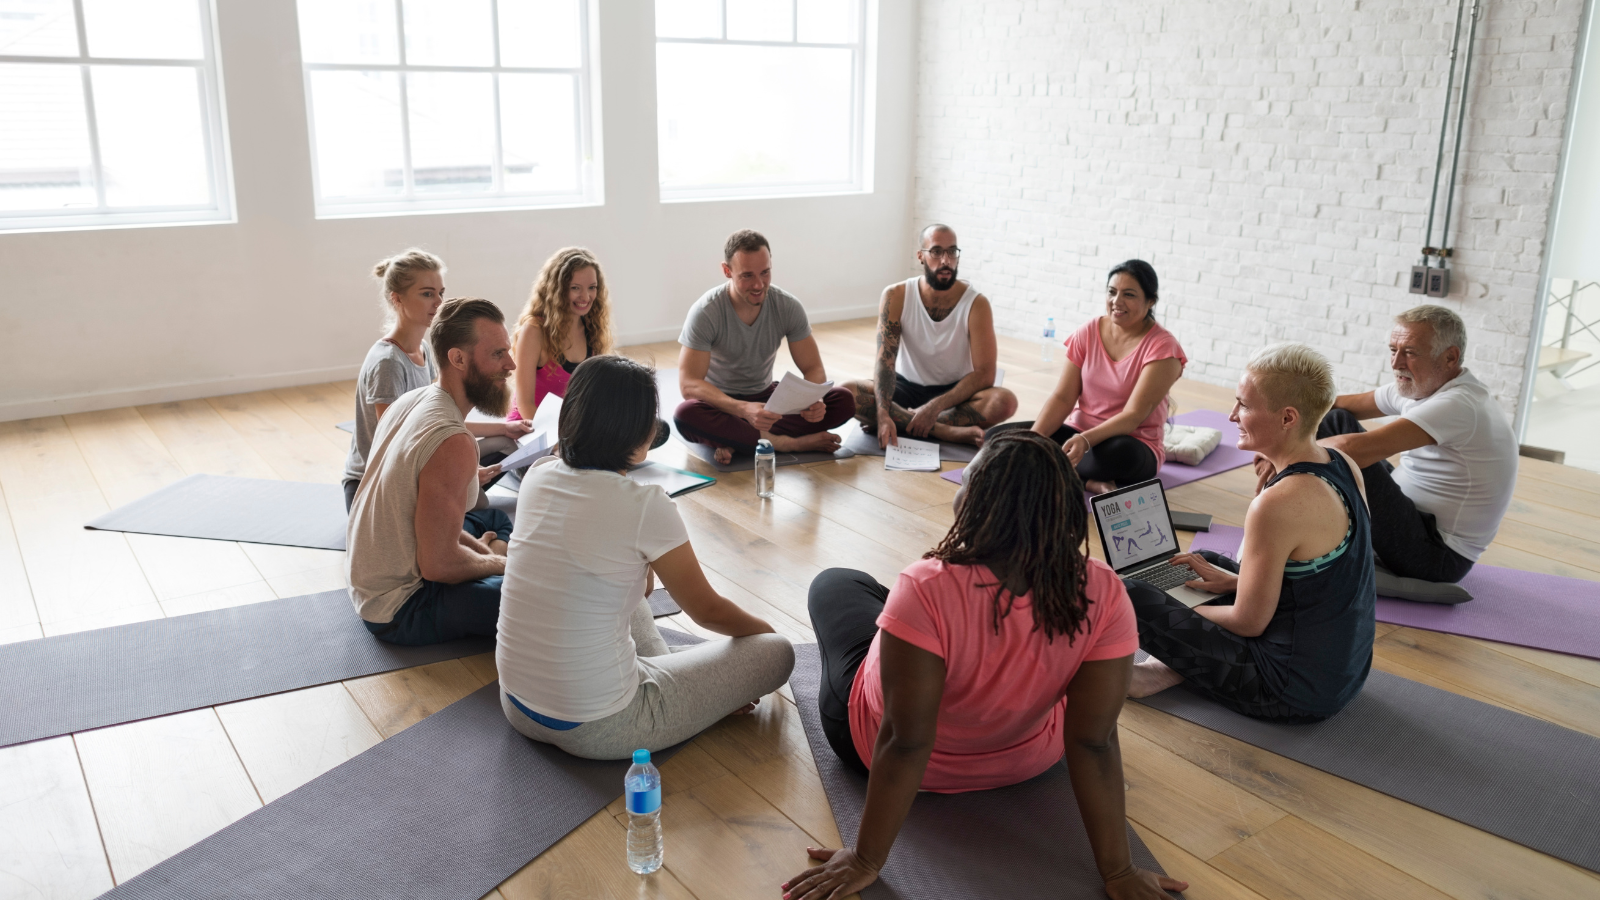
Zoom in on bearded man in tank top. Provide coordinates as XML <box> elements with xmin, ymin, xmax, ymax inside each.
<box><xmin>846</xmin><ymin>224</ymin><xmax>1019</xmax><ymax>447</ymax></box>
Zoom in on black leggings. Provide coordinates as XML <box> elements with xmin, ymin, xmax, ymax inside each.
<box><xmin>1317</xmin><ymin>409</ymin><xmax>1473</xmax><ymax>583</ymax></box>
<box><xmin>984</xmin><ymin>420</ymin><xmax>1158</xmax><ymax>487</ymax></box>
<box><xmin>807</xmin><ymin>567</ymin><xmax>885</xmax><ymax>776</ymax></box>
<box><xmin>1126</xmin><ymin>552</ymin><xmax>1322</xmax><ymax>723</ymax></box>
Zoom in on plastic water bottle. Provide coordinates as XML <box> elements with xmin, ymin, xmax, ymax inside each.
<box><xmin>1041</xmin><ymin>316</ymin><xmax>1057</xmax><ymax>362</ymax></box>
<box><xmin>754</xmin><ymin>439</ymin><xmax>776</xmax><ymax>499</ymax></box>
<box><xmin>625</xmin><ymin>748</ymin><xmax>663</xmax><ymax>874</ymax></box>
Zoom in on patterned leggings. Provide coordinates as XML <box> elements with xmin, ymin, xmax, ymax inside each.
<box><xmin>1126</xmin><ymin>551</ymin><xmax>1324</xmax><ymax>723</ymax></box>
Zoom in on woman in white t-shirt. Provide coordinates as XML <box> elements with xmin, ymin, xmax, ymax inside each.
<box><xmin>497</xmin><ymin>355</ymin><xmax>796</xmax><ymax>759</ymax></box>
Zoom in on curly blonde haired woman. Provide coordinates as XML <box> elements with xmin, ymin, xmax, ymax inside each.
<box><xmin>509</xmin><ymin>247</ymin><xmax>616</xmax><ymax>421</ymax></box>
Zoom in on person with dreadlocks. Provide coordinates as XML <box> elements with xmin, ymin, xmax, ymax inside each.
<box><xmin>782</xmin><ymin>430</ymin><xmax>1187</xmax><ymax>900</ymax></box>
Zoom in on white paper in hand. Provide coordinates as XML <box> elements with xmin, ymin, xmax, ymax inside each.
<box><xmin>884</xmin><ymin>437</ymin><xmax>940</xmax><ymax>471</ymax></box>
<box><xmin>497</xmin><ymin>395</ymin><xmax>563</xmax><ymax>471</ymax></box>
<box><xmin>763</xmin><ymin>372</ymin><xmax>834</xmax><ymax>416</ymax></box>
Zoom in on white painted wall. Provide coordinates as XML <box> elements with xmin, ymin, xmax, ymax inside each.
<box><xmin>0</xmin><ymin>0</ymin><xmax>917</xmax><ymax>421</ymax></box>
<box><xmin>913</xmin><ymin>0</ymin><xmax>1585</xmax><ymax>417</ymax></box>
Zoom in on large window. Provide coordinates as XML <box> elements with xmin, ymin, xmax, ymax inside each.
<box><xmin>0</xmin><ymin>0</ymin><xmax>232</xmax><ymax>233</ymax></box>
<box><xmin>297</xmin><ymin>0</ymin><xmax>598</xmax><ymax>218</ymax></box>
<box><xmin>655</xmin><ymin>0</ymin><xmax>872</xmax><ymax>201</ymax></box>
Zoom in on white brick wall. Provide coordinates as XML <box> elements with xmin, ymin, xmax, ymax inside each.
<box><xmin>914</xmin><ymin>0</ymin><xmax>1584</xmax><ymax>416</ymax></box>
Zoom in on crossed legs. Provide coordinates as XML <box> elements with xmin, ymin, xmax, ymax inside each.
<box><xmin>845</xmin><ymin>376</ymin><xmax>1018</xmax><ymax>446</ymax></box>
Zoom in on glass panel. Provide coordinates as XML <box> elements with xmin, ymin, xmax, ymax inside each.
<box><xmin>405</xmin><ymin>71</ymin><xmax>494</xmax><ymax>193</ymax></box>
<box><xmin>657</xmin><ymin>42</ymin><xmax>851</xmax><ymax>189</ymax></box>
<box><xmin>90</xmin><ymin>64</ymin><xmax>210</xmax><ymax>206</ymax></box>
<box><xmin>654</xmin><ymin>0</ymin><xmax>719</xmax><ymax>39</ymax></box>
<box><xmin>726</xmin><ymin>0</ymin><xmax>791</xmax><ymax>42</ymax></box>
<box><xmin>83</xmin><ymin>0</ymin><xmax>202</xmax><ymax>60</ymax></box>
<box><xmin>499</xmin><ymin>72</ymin><xmax>575</xmax><ymax>193</ymax></box>
<box><xmin>0</xmin><ymin>63</ymin><xmax>95</xmax><ymax>211</ymax></box>
<box><xmin>307</xmin><ymin>69</ymin><xmax>404</xmax><ymax>198</ymax></box>
<box><xmin>499</xmin><ymin>0</ymin><xmax>581</xmax><ymax>69</ymax></box>
<box><xmin>296</xmin><ymin>0</ymin><xmax>398</xmax><ymax>65</ymax></box>
<box><xmin>796</xmin><ymin>0</ymin><xmax>854</xmax><ymax>44</ymax></box>
<box><xmin>0</xmin><ymin>0</ymin><xmax>79</xmax><ymax>57</ymax></box>
<box><xmin>402</xmin><ymin>0</ymin><xmax>492</xmax><ymax>66</ymax></box>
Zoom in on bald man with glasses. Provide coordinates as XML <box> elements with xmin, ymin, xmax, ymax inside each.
<box><xmin>846</xmin><ymin>225</ymin><xmax>1018</xmax><ymax>447</ymax></box>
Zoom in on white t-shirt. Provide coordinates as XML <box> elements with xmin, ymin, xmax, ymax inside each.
<box><xmin>1373</xmin><ymin>368</ymin><xmax>1517</xmax><ymax>561</ymax></box>
<box><xmin>496</xmin><ymin>458</ymin><xmax>690</xmax><ymax>721</ymax></box>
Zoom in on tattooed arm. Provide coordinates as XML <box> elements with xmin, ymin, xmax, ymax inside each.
<box><xmin>873</xmin><ymin>285</ymin><xmax>910</xmax><ymax>446</ymax></box>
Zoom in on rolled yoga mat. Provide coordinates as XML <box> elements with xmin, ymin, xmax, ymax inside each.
<box><xmin>1191</xmin><ymin>524</ymin><xmax>1600</xmax><ymax>660</ymax></box>
<box><xmin>0</xmin><ymin>590</ymin><xmax>492</xmax><ymax>749</ymax></box>
<box><xmin>1137</xmin><ymin>668</ymin><xmax>1600</xmax><ymax>873</ymax></box>
<box><xmin>86</xmin><ymin>473</ymin><xmax>347</xmax><ymax>551</ymax></box>
<box><xmin>940</xmin><ymin>408</ymin><xmax>1257</xmax><ymax>488</ymax></box>
<box><xmin>837</xmin><ymin>419</ymin><xmax>980</xmax><ymax>463</ymax></box>
<box><xmin>654</xmin><ymin>370</ymin><xmax>854</xmax><ymax>472</ymax></box>
<box><xmin>788</xmin><ymin>644</ymin><xmax>1180</xmax><ymax>898</ymax></box>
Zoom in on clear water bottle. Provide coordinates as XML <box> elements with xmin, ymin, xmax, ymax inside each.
<box><xmin>1041</xmin><ymin>315</ymin><xmax>1057</xmax><ymax>362</ymax></box>
<box><xmin>754</xmin><ymin>439</ymin><xmax>776</xmax><ymax>499</ymax></box>
<box><xmin>625</xmin><ymin>748</ymin><xmax>663</xmax><ymax>874</ymax></box>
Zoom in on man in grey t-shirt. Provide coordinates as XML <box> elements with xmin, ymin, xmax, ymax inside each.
<box><xmin>675</xmin><ymin>230</ymin><xmax>856</xmax><ymax>465</ymax></box>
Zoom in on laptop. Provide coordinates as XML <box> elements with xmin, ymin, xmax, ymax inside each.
<box><xmin>1090</xmin><ymin>478</ymin><xmax>1216</xmax><ymax>608</ymax></box>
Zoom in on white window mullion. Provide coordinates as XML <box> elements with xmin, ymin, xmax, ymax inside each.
<box><xmin>70</xmin><ymin>0</ymin><xmax>108</xmax><ymax>211</ymax></box>
<box><xmin>488</xmin><ymin>0</ymin><xmax>504</xmax><ymax>193</ymax></box>
<box><xmin>393</xmin><ymin>0</ymin><xmax>415</xmax><ymax>198</ymax></box>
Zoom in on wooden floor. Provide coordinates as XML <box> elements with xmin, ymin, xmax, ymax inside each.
<box><xmin>2</xmin><ymin>318</ymin><xmax>1599</xmax><ymax>900</ymax></box>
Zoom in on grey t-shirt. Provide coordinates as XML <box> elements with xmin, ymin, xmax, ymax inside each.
<box><xmin>343</xmin><ymin>340</ymin><xmax>437</xmax><ymax>485</ymax></box>
<box><xmin>677</xmin><ymin>283</ymin><xmax>812</xmax><ymax>396</ymax></box>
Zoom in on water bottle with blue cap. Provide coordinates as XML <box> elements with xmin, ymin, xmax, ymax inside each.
<box><xmin>755</xmin><ymin>439</ymin><xmax>776</xmax><ymax>499</ymax></box>
<box><xmin>625</xmin><ymin>748</ymin><xmax>663</xmax><ymax>873</ymax></box>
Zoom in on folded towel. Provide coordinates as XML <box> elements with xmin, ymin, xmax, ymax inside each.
<box><xmin>1164</xmin><ymin>422</ymin><xmax>1222</xmax><ymax>466</ymax></box>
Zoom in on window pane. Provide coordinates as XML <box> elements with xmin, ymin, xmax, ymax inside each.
<box><xmin>499</xmin><ymin>0</ymin><xmax>581</xmax><ymax>68</ymax></box>
<box><xmin>499</xmin><ymin>72</ymin><xmax>575</xmax><ymax>193</ymax></box>
<box><xmin>83</xmin><ymin>0</ymin><xmax>202</xmax><ymax>60</ymax></box>
<box><xmin>726</xmin><ymin>0</ymin><xmax>792</xmax><ymax>42</ymax></box>
<box><xmin>0</xmin><ymin>0</ymin><xmax>79</xmax><ymax>57</ymax></box>
<box><xmin>406</xmin><ymin>71</ymin><xmax>494</xmax><ymax>193</ymax></box>
<box><xmin>796</xmin><ymin>0</ymin><xmax>854</xmax><ymax>44</ymax></box>
<box><xmin>657</xmin><ymin>43</ymin><xmax>851</xmax><ymax>189</ymax></box>
<box><xmin>654</xmin><ymin>0</ymin><xmax>719</xmax><ymax>39</ymax></box>
<box><xmin>296</xmin><ymin>0</ymin><xmax>398</xmax><ymax>65</ymax></box>
<box><xmin>308</xmin><ymin>69</ymin><xmax>404</xmax><ymax>198</ymax></box>
<box><xmin>90</xmin><ymin>64</ymin><xmax>210</xmax><ymax>206</ymax></box>
<box><xmin>402</xmin><ymin>0</ymin><xmax>493</xmax><ymax>67</ymax></box>
<box><xmin>0</xmin><ymin>63</ymin><xmax>95</xmax><ymax>211</ymax></box>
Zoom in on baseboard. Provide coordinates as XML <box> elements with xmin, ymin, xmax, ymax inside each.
<box><xmin>0</xmin><ymin>364</ymin><xmax>363</xmax><ymax>423</ymax></box>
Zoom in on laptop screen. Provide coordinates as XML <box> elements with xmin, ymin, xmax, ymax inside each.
<box><xmin>1091</xmin><ymin>481</ymin><xmax>1177</xmax><ymax>573</ymax></box>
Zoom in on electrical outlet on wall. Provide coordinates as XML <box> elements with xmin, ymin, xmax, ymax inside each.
<box><xmin>1409</xmin><ymin>266</ymin><xmax>1429</xmax><ymax>294</ymax></box>
<box><xmin>1425</xmin><ymin>268</ymin><xmax>1450</xmax><ymax>298</ymax></box>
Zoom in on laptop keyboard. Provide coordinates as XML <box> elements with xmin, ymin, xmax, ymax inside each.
<box><xmin>1131</xmin><ymin>562</ymin><xmax>1198</xmax><ymax>590</ymax></box>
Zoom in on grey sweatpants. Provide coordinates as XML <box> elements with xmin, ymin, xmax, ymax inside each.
<box><xmin>501</xmin><ymin>599</ymin><xmax>796</xmax><ymax>760</ymax></box>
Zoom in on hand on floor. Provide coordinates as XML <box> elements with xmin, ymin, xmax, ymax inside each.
<box><xmin>783</xmin><ymin>846</ymin><xmax>880</xmax><ymax>900</ymax></box>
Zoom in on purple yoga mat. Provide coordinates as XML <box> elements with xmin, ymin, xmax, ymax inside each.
<box><xmin>1190</xmin><ymin>524</ymin><xmax>1600</xmax><ymax>661</ymax></box>
<box><xmin>939</xmin><ymin>409</ymin><xmax>1256</xmax><ymax>487</ymax></box>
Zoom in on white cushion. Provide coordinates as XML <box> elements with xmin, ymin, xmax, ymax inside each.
<box><xmin>1164</xmin><ymin>423</ymin><xmax>1222</xmax><ymax>466</ymax></box>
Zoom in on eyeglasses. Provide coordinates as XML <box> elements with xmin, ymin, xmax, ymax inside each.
<box><xmin>922</xmin><ymin>246</ymin><xmax>960</xmax><ymax>261</ymax></box>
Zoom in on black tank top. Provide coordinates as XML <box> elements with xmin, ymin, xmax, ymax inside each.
<box><xmin>559</xmin><ymin>332</ymin><xmax>596</xmax><ymax>374</ymax></box>
<box><xmin>1254</xmin><ymin>451</ymin><xmax>1376</xmax><ymax>717</ymax></box>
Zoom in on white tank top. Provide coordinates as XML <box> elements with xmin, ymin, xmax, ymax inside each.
<box><xmin>895</xmin><ymin>276</ymin><xmax>977</xmax><ymax>387</ymax></box>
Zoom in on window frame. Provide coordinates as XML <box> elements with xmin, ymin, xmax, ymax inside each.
<box><xmin>299</xmin><ymin>0</ymin><xmax>602</xmax><ymax>220</ymax></box>
<box><xmin>654</xmin><ymin>0</ymin><xmax>876</xmax><ymax>203</ymax></box>
<box><xmin>0</xmin><ymin>0</ymin><xmax>235</xmax><ymax>234</ymax></box>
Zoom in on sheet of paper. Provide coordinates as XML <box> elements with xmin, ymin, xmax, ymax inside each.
<box><xmin>763</xmin><ymin>372</ymin><xmax>834</xmax><ymax>415</ymax></box>
<box><xmin>994</xmin><ymin>367</ymin><xmax>1006</xmax><ymax>387</ymax></box>
<box><xmin>884</xmin><ymin>437</ymin><xmax>940</xmax><ymax>471</ymax></box>
<box><xmin>528</xmin><ymin>393</ymin><xmax>562</xmax><ymax>439</ymax></box>
<box><xmin>497</xmin><ymin>395</ymin><xmax>563</xmax><ymax>471</ymax></box>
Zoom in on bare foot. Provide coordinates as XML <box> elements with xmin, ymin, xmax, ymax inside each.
<box><xmin>932</xmin><ymin>424</ymin><xmax>984</xmax><ymax>446</ymax></box>
<box><xmin>1084</xmin><ymin>479</ymin><xmax>1117</xmax><ymax>495</ymax></box>
<box><xmin>732</xmin><ymin>699</ymin><xmax>760</xmax><ymax>715</ymax></box>
<box><xmin>713</xmin><ymin>446</ymin><xmax>733</xmax><ymax>466</ymax></box>
<box><xmin>768</xmin><ymin>431</ymin><xmax>842</xmax><ymax>454</ymax></box>
<box><xmin>1128</xmin><ymin>659</ymin><xmax>1185</xmax><ymax>698</ymax></box>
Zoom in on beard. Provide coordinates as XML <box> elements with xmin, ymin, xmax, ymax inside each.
<box><xmin>924</xmin><ymin>262</ymin><xmax>958</xmax><ymax>291</ymax></box>
<box><xmin>1393</xmin><ymin>371</ymin><xmax>1419</xmax><ymax>399</ymax></box>
<box><xmin>464</xmin><ymin>361</ymin><xmax>511</xmax><ymax>418</ymax></box>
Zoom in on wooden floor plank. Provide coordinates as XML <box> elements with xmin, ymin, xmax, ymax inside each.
<box><xmin>9</xmin><ymin>489</ymin><xmax>159</xmax><ymax>634</ymax></box>
<box><xmin>63</xmin><ymin>407</ymin><xmax>187</xmax><ymax>508</ymax></box>
<box><xmin>216</xmin><ymin>682</ymin><xmax>383</xmax><ymax>803</ymax></box>
<box><xmin>1131</xmin><ymin>823</ymin><xmax>1273</xmax><ymax>900</ymax></box>
<box><xmin>343</xmin><ymin>659</ymin><xmax>484</xmax><ymax>739</ymax></box>
<box><xmin>135</xmin><ymin>399</ymin><xmax>281</xmax><ymax>481</ymax></box>
<box><xmin>1210</xmin><ymin>815</ymin><xmax>1456</xmax><ymax>900</ymax></box>
<box><xmin>0</xmin><ymin>736</ymin><xmax>115</xmax><ymax>900</ymax></box>
<box><xmin>1120</xmin><ymin>726</ymin><xmax>1286</xmax><ymax>861</ymax></box>
<box><xmin>122</xmin><ymin>533</ymin><xmax>265</xmax><ymax>603</ymax></box>
<box><xmin>0</xmin><ymin>484</ymin><xmax>39</xmax><ymax>632</ymax></box>
<box><xmin>204</xmin><ymin>390</ymin><xmax>348</xmax><ymax>484</ymax></box>
<box><xmin>496</xmin><ymin>811</ymin><xmax>700</xmax><ymax>900</ymax></box>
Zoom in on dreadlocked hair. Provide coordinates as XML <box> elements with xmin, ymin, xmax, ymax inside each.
<box><xmin>926</xmin><ymin>429</ymin><xmax>1093</xmax><ymax>643</ymax></box>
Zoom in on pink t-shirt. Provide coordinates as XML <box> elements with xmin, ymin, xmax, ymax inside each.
<box><xmin>848</xmin><ymin>557</ymin><xmax>1140</xmax><ymax>793</ymax></box>
<box><xmin>1063</xmin><ymin>318</ymin><xmax>1187</xmax><ymax>467</ymax></box>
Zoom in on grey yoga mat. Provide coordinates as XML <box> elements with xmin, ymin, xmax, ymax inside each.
<box><xmin>789</xmin><ymin>644</ymin><xmax>1180</xmax><ymax>898</ymax></box>
<box><xmin>654</xmin><ymin>369</ymin><xmax>854</xmax><ymax>472</ymax></box>
<box><xmin>100</xmin><ymin>655</ymin><xmax>699</xmax><ymax>900</ymax></box>
<box><xmin>1138</xmin><ymin>669</ymin><xmax>1600</xmax><ymax>873</ymax></box>
<box><xmin>86</xmin><ymin>473</ymin><xmax>347</xmax><ymax>551</ymax></box>
<box><xmin>0</xmin><ymin>590</ymin><xmax>492</xmax><ymax>749</ymax></box>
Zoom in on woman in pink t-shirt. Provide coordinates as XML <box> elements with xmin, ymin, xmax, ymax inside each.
<box><xmin>995</xmin><ymin>260</ymin><xmax>1186</xmax><ymax>494</ymax></box>
<box><xmin>783</xmin><ymin>430</ymin><xmax>1187</xmax><ymax>900</ymax></box>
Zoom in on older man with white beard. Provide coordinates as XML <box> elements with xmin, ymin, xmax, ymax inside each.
<box><xmin>347</xmin><ymin>297</ymin><xmax>519</xmax><ymax>645</ymax></box>
<box><xmin>1255</xmin><ymin>305</ymin><xmax>1517</xmax><ymax>585</ymax></box>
